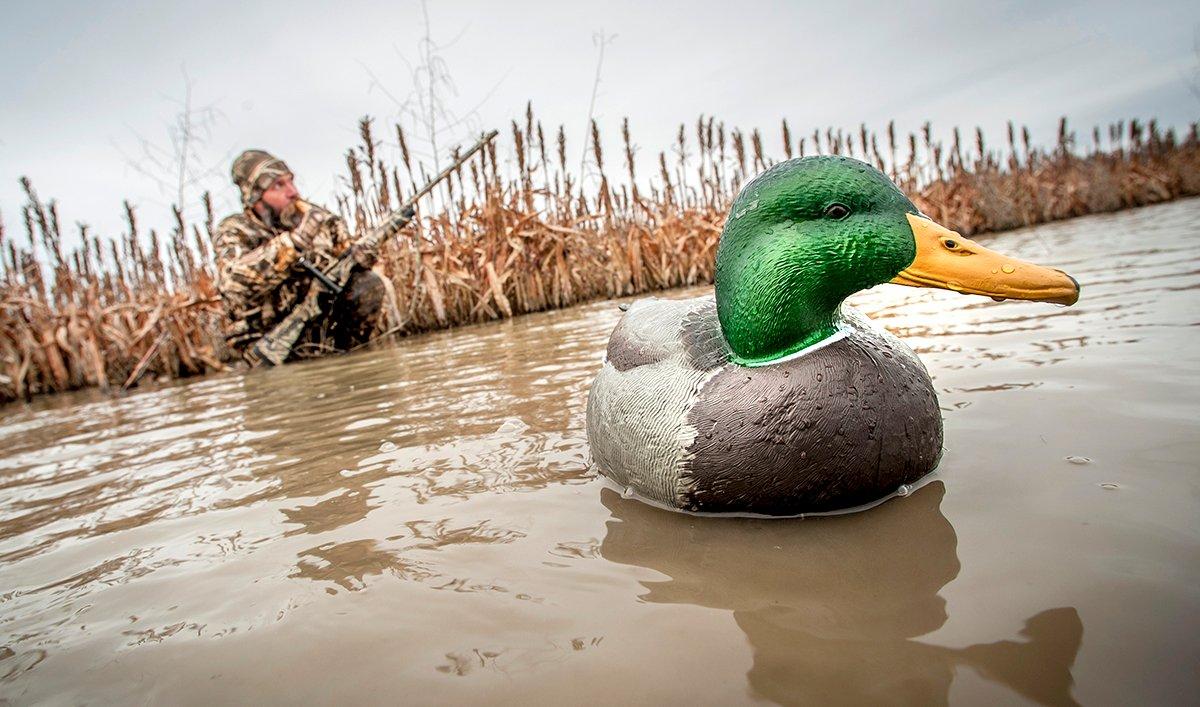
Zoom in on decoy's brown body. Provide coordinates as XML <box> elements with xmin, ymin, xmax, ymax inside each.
<box><xmin>587</xmin><ymin>299</ymin><xmax>941</xmax><ymax>515</ymax></box>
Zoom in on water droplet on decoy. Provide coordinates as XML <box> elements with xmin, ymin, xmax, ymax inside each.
<box><xmin>622</xmin><ymin>486</ymin><xmax>635</xmax><ymax>499</ymax></box>
<box><xmin>379</xmin><ymin>441</ymin><xmax>397</xmax><ymax>453</ymax></box>
<box><xmin>618</xmin><ymin>303</ymin><xmax>630</xmax><ymax>312</ymax></box>
<box><xmin>897</xmin><ymin>484</ymin><xmax>911</xmax><ymax>497</ymax></box>
<box><xmin>1099</xmin><ymin>482</ymin><xmax>1119</xmax><ymax>490</ymax></box>
<box><xmin>1002</xmin><ymin>265</ymin><xmax>1016</xmax><ymax>274</ymax></box>
<box><xmin>1066</xmin><ymin>455</ymin><xmax>1091</xmax><ymax>465</ymax></box>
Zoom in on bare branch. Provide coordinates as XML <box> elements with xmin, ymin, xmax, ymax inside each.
<box><xmin>579</xmin><ymin>31</ymin><xmax>617</xmax><ymax>187</ymax></box>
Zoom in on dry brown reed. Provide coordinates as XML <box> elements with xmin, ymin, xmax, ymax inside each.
<box><xmin>3</xmin><ymin>112</ymin><xmax>1198</xmax><ymax>403</ymax></box>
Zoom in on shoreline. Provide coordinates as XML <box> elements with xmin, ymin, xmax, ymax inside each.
<box><xmin>4</xmin><ymin>195</ymin><xmax>1195</xmax><ymax>411</ymax></box>
<box><xmin>3</xmin><ymin>114</ymin><xmax>1198</xmax><ymax>404</ymax></box>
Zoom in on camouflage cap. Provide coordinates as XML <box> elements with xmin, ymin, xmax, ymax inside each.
<box><xmin>231</xmin><ymin>149</ymin><xmax>293</xmax><ymax>208</ymax></box>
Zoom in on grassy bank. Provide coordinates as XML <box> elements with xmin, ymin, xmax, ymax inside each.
<box><xmin>2</xmin><ymin>112</ymin><xmax>1198</xmax><ymax>403</ymax></box>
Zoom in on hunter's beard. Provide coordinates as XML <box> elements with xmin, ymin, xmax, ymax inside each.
<box><xmin>277</xmin><ymin>200</ymin><xmax>303</xmax><ymax>227</ymax></box>
<box><xmin>256</xmin><ymin>199</ymin><xmax>302</xmax><ymax>229</ymax></box>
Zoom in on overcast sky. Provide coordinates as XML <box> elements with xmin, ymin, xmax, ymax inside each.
<box><xmin>1</xmin><ymin>0</ymin><xmax>1197</xmax><ymax>245</ymax></box>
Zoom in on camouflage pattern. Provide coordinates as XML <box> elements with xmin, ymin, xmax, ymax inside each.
<box><xmin>231</xmin><ymin>149</ymin><xmax>293</xmax><ymax>208</ymax></box>
<box><xmin>213</xmin><ymin>204</ymin><xmax>382</xmax><ymax>357</ymax></box>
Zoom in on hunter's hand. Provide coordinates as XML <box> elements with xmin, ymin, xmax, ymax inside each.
<box><xmin>385</xmin><ymin>205</ymin><xmax>415</xmax><ymax>232</ymax></box>
<box><xmin>290</xmin><ymin>209</ymin><xmax>328</xmax><ymax>252</ymax></box>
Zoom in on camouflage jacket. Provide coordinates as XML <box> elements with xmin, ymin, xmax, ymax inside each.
<box><xmin>213</xmin><ymin>204</ymin><xmax>371</xmax><ymax>352</ymax></box>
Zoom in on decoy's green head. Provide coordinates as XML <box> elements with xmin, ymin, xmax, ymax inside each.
<box><xmin>714</xmin><ymin>156</ymin><xmax>1080</xmax><ymax>366</ymax></box>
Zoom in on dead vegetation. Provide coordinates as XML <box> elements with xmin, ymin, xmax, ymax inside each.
<box><xmin>3</xmin><ymin>110</ymin><xmax>1198</xmax><ymax>403</ymax></box>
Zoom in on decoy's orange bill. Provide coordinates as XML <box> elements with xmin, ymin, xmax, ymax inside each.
<box><xmin>891</xmin><ymin>213</ymin><xmax>1080</xmax><ymax>305</ymax></box>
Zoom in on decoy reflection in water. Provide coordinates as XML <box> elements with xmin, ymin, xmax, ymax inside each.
<box><xmin>600</xmin><ymin>482</ymin><xmax>1083</xmax><ymax>706</ymax></box>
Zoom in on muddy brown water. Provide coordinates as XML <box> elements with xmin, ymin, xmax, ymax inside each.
<box><xmin>2</xmin><ymin>200</ymin><xmax>1198</xmax><ymax>705</ymax></box>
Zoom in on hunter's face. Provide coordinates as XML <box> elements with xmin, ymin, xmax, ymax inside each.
<box><xmin>260</xmin><ymin>174</ymin><xmax>299</xmax><ymax>213</ymax></box>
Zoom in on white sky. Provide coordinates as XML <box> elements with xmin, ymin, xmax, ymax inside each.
<box><xmin>1</xmin><ymin>0</ymin><xmax>1197</xmax><ymax>247</ymax></box>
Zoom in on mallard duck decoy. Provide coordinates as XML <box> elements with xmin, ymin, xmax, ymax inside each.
<box><xmin>586</xmin><ymin>156</ymin><xmax>1079</xmax><ymax>515</ymax></box>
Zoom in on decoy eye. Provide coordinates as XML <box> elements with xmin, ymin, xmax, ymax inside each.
<box><xmin>944</xmin><ymin>239</ymin><xmax>959</xmax><ymax>249</ymax></box>
<box><xmin>824</xmin><ymin>203</ymin><xmax>850</xmax><ymax>220</ymax></box>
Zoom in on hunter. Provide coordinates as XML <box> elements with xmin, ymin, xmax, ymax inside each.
<box><xmin>214</xmin><ymin>149</ymin><xmax>388</xmax><ymax>361</ymax></box>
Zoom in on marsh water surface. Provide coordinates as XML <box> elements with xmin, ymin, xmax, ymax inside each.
<box><xmin>2</xmin><ymin>199</ymin><xmax>1198</xmax><ymax>705</ymax></box>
